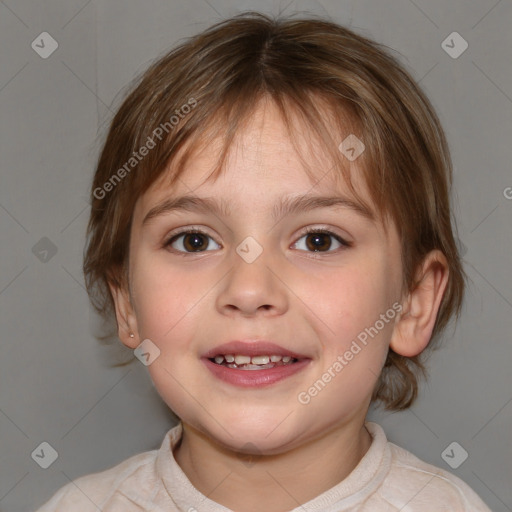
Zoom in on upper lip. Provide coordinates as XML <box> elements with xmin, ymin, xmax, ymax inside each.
<box><xmin>202</xmin><ymin>341</ymin><xmax>309</xmax><ymax>360</ymax></box>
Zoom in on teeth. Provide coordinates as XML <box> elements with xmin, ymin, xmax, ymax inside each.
<box><xmin>234</xmin><ymin>355</ymin><xmax>252</xmax><ymax>365</ymax></box>
<box><xmin>211</xmin><ymin>354</ymin><xmax>294</xmax><ymax>366</ymax></box>
<box><xmin>251</xmin><ymin>355</ymin><xmax>270</xmax><ymax>365</ymax></box>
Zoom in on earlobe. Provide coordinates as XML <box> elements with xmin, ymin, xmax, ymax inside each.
<box><xmin>109</xmin><ymin>282</ymin><xmax>139</xmax><ymax>349</ymax></box>
<box><xmin>390</xmin><ymin>250</ymin><xmax>449</xmax><ymax>357</ymax></box>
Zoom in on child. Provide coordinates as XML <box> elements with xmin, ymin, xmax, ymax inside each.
<box><xmin>36</xmin><ymin>11</ymin><xmax>491</xmax><ymax>512</ymax></box>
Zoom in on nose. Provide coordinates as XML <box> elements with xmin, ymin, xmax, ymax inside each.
<box><xmin>215</xmin><ymin>246</ymin><xmax>288</xmax><ymax>318</ymax></box>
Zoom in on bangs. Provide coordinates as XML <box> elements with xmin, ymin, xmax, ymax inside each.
<box><xmin>141</xmin><ymin>90</ymin><xmax>383</xmax><ymax>230</ymax></box>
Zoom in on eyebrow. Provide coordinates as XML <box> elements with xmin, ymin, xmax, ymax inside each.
<box><xmin>142</xmin><ymin>193</ymin><xmax>375</xmax><ymax>226</ymax></box>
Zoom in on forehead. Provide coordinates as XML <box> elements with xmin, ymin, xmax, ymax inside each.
<box><xmin>137</xmin><ymin>97</ymin><xmax>375</xmax><ymax>218</ymax></box>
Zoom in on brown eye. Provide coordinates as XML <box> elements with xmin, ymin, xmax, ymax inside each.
<box><xmin>182</xmin><ymin>233</ymin><xmax>208</xmax><ymax>252</ymax></box>
<box><xmin>165</xmin><ymin>230</ymin><xmax>220</xmax><ymax>253</ymax></box>
<box><xmin>305</xmin><ymin>232</ymin><xmax>332</xmax><ymax>251</ymax></box>
<box><xmin>293</xmin><ymin>229</ymin><xmax>348</xmax><ymax>253</ymax></box>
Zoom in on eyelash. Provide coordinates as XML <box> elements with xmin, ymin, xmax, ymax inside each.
<box><xmin>163</xmin><ymin>226</ymin><xmax>351</xmax><ymax>256</ymax></box>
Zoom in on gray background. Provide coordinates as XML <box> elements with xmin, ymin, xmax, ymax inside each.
<box><xmin>0</xmin><ymin>1</ymin><xmax>511</xmax><ymax>511</ymax></box>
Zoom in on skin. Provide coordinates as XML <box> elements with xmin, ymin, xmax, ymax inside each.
<box><xmin>110</xmin><ymin>97</ymin><xmax>449</xmax><ymax>512</ymax></box>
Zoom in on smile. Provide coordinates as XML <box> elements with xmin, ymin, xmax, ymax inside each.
<box><xmin>201</xmin><ymin>340</ymin><xmax>311</xmax><ymax>387</ymax></box>
<box><xmin>210</xmin><ymin>354</ymin><xmax>297</xmax><ymax>370</ymax></box>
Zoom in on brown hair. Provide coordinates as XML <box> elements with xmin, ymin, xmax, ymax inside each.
<box><xmin>83</xmin><ymin>12</ymin><xmax>465</xmax><ymax>410</ymax></box>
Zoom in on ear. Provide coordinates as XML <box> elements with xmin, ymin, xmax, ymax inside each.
<box><xmin>108</xmin><ymin>280</ymin><xmax>140</xmax><ymax>349</ymax></box>
<box><xmin>390</xmin><ymin>250</ymin><xmax>449</xmax><ymax>357</ymax></box>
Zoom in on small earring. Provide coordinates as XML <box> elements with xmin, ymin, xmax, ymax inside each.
<box><xmin>129</xmin><ymin>333</ymin><xmax>135</xmax><ymax>338</ymax></box>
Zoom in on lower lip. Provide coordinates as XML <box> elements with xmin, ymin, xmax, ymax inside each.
<box><xmin>202</xmin><ymin>358</ymin><xmax>311</xmax><ymax>388</ymax></box>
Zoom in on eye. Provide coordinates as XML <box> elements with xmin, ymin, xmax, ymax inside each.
<box><xmin>293</xmin><ymin>228</ymin><xmax>350</xmax><ymax>253</ymax></box>
<box><xmin>164</xmin><ymin>228</ymin><xmax>220</xmax><ymax>253</ymax></box>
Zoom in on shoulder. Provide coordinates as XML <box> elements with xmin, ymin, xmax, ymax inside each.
<box><xmin>34</xmin><ymin>448</ymin><xmax>159</xmax><ymax>511</ymax></box>
<box><xmin>383</xmin><ymin>440</ymin><xmax>491</xmax><ymax>511</ymax></box>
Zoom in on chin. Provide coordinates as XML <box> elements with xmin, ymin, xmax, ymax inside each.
<box><xmin>203</xmin><ymin>411</ymin><xmax>304</xmax><ymax>455</ymax></box>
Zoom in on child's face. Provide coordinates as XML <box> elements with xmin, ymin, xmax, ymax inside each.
<box><xmin>121</xmin><ymin>99</ymin><xmax>405</xmax><ymax>453</ymax></box>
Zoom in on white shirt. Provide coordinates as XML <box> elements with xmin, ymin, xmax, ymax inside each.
<box><xmin>35</xmin><ymin>422</ymin><xmax>491</xmax><ymax>511</ymax></box>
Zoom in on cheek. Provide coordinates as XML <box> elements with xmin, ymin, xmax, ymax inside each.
<box><xmin>302</xmin><ymin>256</ymin><xmax>397</xmax><ymax>381</ymax></box>
<box><xmin>129</xmin><ymin>256</ymin><xmax>207</xmax><ymax>415</ymax></box>
<box><xmin>129</xmin><ymin>252</ymin><xmax>204</xmax><ymax>342</ymax></box>
<box><xmin>304</xmin><ymin>259</ymin><xmax>391</xmax><ymax>334</ymax></box>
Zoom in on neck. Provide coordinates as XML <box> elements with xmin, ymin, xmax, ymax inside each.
<box><xmin>173</xmin><ymin>419</ymin><xmax>372</xmax><ymax>512</ymax></box>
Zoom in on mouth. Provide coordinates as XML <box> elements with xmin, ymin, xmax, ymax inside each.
<box><xmin>202</xmin><ymin>341</ymin><xmax>311</xmax><ymax>387</ymax></box>
<box><xmin>208</xmin><ymin>353</ymin><xmax>299</xmax><ymax>370</ymax></box>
